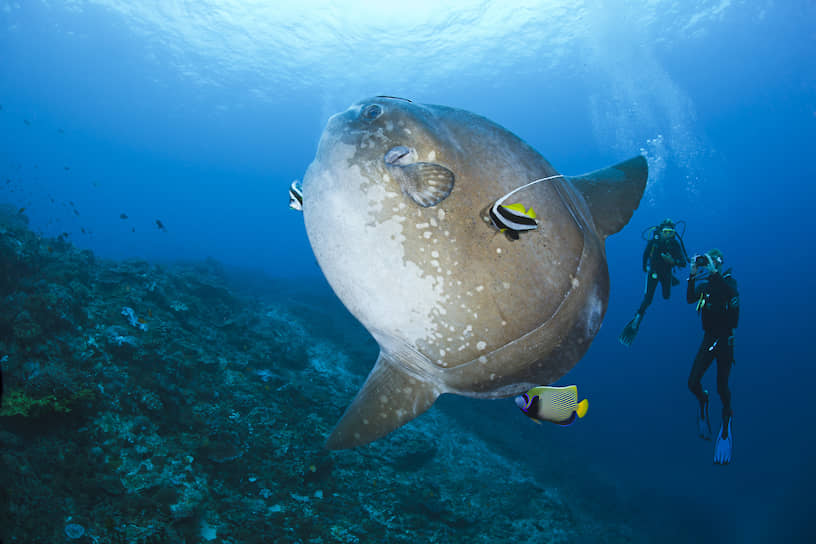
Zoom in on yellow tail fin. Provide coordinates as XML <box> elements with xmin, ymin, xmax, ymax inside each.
<box><xmin>576</xmin><ymin>398</ymin><xmax>589</xmax><ymax>419</ymax></box>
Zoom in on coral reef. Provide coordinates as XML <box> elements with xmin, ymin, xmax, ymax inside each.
<box><xmin>0</xmin><ymin>208</ymin><xmax>634</xmax><ymax>543</ymax></box>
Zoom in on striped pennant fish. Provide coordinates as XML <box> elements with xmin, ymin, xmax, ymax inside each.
<box><xmin>289</xmin><ymin>180</ymin><xmax>303</xmax><ymax>211</ymax></box>
<box><xmin>488</xmin><ymin>174</ymin><xmax>564</xmax><ymax>239</ymax></box>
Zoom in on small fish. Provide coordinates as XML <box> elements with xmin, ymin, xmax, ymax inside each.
<box><xmin>488</xmin><ymin>174</ymin><xmax>564</xmax><ymax>240</ymax></box>
<box><xmin>61</xmin><ymin>232</ymin><xmax>69</xmax><ymax>238</ymax></box>
<box><xmin>489</xmin><ymin>202</ymin><xmax>537</xmax><ymax>240</ymax></box>
<box><xmin>64</xmin><ymin>166</ymin><xmax>71</xmax><ymax>171</ymax></box>
<box><xmin>515</xmin><ymin>385</ymin><xmax>589</xmax><ymax>426</ymax></box>
<box><xmin>81</xmin><ymin>227</ymin><xmax>86</xmax><ymax>234</ymax></box>
<box><xmin>156</xmin><ymin>219</ymin><xmax>167</xmax><ymax>232</ymax></box>
<box><xmin>289</xmin><ymin>180</ymin><xmax>303</xmax><ymax>211</ymax></box>
<box><xmin>17</xmin><ymin>207</ymin><xmax>25</xmax><ymax>214</ymax></box>
<box><xmin>131</xmin><ymin>227</ymin><xmax>135</xmax><ymax>233</ymax></box>
<box><xmin>137</xmin><ymin>317</ymin><xmax>147</xmax><ymax>325</ymax></box>
<box><xmin>47</xmin><ymin>246</ymin><xmax>53</xmax><ymax>253</ymax></box>
<box><xmin>23</xmin><ymin>119</ymin><xmax>30</xmax><ymax>126</ymax></box>
<box><xmin>74</xmin><ymin>209</ymin><xmax>80</xmax><ymax>216</ymax></box>
<box><xmin>58</xmin><ymin>128</ymin><xmax>64</xmax><ymax>134</ymax></box>
<box><xmin>120</xmin><ymin>213</ymin><xmax>128</xmax><ymax>220</ymax></box>
<box><xmin>147</xmin><ymin>309</ymin><xmax>153</xmax><ymax>318</ymax></box>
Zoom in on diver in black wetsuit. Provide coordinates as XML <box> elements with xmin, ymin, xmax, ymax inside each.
<box><xmin>687</xmin><ymin>248</ymin><xmax>739</xmax><ymax>464</ymax></box>
<box><xmin>619</xmin><ymin>218</ymin><xmax>688</xmax><ymax>346</ymax></box>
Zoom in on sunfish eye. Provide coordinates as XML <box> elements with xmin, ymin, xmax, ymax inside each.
<box><xmin>362</xmin><ymin>104</ymin><xmax>382</xmax><ymax>121</ymax></box>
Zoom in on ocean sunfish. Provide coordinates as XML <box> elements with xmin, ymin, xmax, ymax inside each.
<box><xmin>302</xmin><ymin>97</ymin><xmax>647</xmax><ymax>449</ymax></box>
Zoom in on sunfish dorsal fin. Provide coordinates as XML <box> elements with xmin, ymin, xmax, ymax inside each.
<box><xmin>391</xmin><ymin>162</ymin><xmax>455</xmax><ymax>207</ymax></box>
<box><xmin>567</xmin><ymin>155</ymin><xmax>648</xmax><ymax>239</ymax></box>
<box><xmin>326</xmin><ymin>348</ymin><xmax>442</xmax><ymax>450</ymax></box>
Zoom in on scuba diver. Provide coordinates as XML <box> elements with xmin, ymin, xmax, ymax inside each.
<box><xmin>619</xmin><ymin>218</ymin><xmax>689</xmax><ymax>346</ymax></box>
<box><xmin>687</xmin><ymin>249</ymin><xmax>739</xmax><ymax>464</ymax></box>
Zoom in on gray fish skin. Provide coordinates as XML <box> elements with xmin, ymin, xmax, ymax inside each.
<box><xmin>302</xmin><ymin>97</ymin><xmax>647</xmax><ymax>449</ymax></box>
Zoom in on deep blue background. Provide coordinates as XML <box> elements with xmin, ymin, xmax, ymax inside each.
<box><xmin>1</xmin><ymin>1</ymin><xmax>814</xmax><ymax>542</ymax></box>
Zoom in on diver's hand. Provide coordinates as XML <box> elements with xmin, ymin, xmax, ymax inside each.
<box><xmin>661</xmin><ymin>252</ymin><xmax>673</xmax><ymax>265</ymax></box>
<box><xmin>689</xmin><ymin>262</ymin><xmax>697</xmax><ymax>276</ymax></box>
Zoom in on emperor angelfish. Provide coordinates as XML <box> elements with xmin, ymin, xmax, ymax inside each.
<box><xmin>515</xmin><ymin>385</ymin><xmax>589</xmax><ymax>426</ymax></box>
<box><xmin>302</xmin><ymin>97</ymin><xmax>647</xmax><ymax>449</ymax></box>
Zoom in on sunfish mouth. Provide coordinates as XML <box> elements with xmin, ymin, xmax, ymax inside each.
<box><xmin>384</xmin><ymin>145</ymin><xmax>417</xmax><ymax>166</ymax></box>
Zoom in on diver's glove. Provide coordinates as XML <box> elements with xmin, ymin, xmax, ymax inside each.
<box><xmin>714</xmin><ymin>418</ymin><xmax>733</xmax><ymax>465</ymax></box>
<box><xmin>618</xmin><ymin>313</ymin><xmax>642</xmax><ymax>347</ymax></box>
<box><xmin>691</xmin><ymin>267</ymin><xmax>711</xmax><ymax>282</ymax></box>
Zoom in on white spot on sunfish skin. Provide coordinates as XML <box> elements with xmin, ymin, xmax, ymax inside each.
<box><xmin>496</xmin><ymin>248</ymin><xmax>502</xmax><ymax>254</ymax></box>
<box><xmin>423</xmin><ymin>232</ymin><xmax>432</xmax><ymax>239</ymax></box>
<box><xmin>379</xmin><ymin>395</ymin><xmax>388</xmax><ymax>403</ymax></box>
<box><xmin>571</xmin><ymin>276</ymin><xmax>580</xmax><ymax>288</ymax></box>
<box><xmin>428</xmin><ymin>150</ymin><xmax>436</xmax><ymax>161</ymax></box>
<box><xmin>303</xmin><ymin>138</ymin><xmax>450</xmax><ymax>345</ymax></box>
<box><xmin>479</xmin><ymin>356</ymin><xmax>488</xmax><ymax>364</ymax></box>
<box><xmin>477</xmin><ymin>341</ymin><xmax>487</xmax><ymax>350</ymax></box>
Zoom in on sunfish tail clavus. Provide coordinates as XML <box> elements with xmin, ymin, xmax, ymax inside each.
<box><xmin>302</xmin><ymin>97</ymin><xmax>647</xmax><ymax>449</ymax></box>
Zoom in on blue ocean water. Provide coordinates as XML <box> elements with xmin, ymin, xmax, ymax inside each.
<box><xmin>1</xmin><ymin>1</ymin><xmax>814</xmax><ymax>542</ymax></box>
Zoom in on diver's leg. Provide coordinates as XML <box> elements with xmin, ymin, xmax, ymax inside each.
<box><xmin>688</xmin><ymin>333</ymin><xmax>716</xmax><ymax>408</ymax></box>
<box><xmin>715</xmin><ymin>335</ymin><xmax>734</xmax><ymax>428</ymax></box>
<box><xmin>660</xmin><ymin>271</ymin><xmax>671</xmax><ymax>299</ymax></box>
<box><xmin>713</xmin><ymin>334</ymin><xmax>735</xmax><ymax>462</ymax></box>
<box><xmin>637</xmin><ymin>273</ymin><xmax>658</xmax><ymax>314</ymax></box>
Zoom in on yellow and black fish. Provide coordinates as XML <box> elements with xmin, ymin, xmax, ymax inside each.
<box><xmin>515</xmin><ymin>385</ymin><xmax>588</xmax><ymax>426</ymax></box>
<box><xmin>488</xmin><ymin>174</ymin><xmax>564</xmax><ymax>239</ymax></box>
<box><xmin>489</xmin><ymin>202</ymin><xmax>537</xmax><ymax>240</ymax></box>
<box><xmin>289</xmin><ymin>180</ymin><xmax>303</xmax><ymax>211</ymax></box>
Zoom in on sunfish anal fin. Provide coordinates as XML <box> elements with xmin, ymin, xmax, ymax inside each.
<box><xmin>567</xmin><ymin>155</ymin><xmax>648</xmax><ymax>239</ymax></box>
<box><xmin>390</xmin><ymin>162</ymin><xmax>455</xmax><ymax>207</ymax></box>
<box><xmin>326</xmin><ymin>349</ymin><xmax>442</xmax><ymax>450</ymax></box>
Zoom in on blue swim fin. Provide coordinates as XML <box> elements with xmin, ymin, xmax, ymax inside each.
<box><xmin>714</xmin><ymin>418</ymin><xmax>732</xmax><ymax>465</ymax></box>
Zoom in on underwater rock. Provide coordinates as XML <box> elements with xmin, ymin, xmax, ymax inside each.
<box><xmin>0</xmin><ymin>209</ymin><xmax>630</xmax><ymax>543</ymax></box>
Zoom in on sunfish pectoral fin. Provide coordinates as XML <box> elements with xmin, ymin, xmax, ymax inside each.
<box><xmin>390</xmin><ymin>162</ymin><xmax>455</xmax><ymax>207</ymax></box>
<box><xmin>567</xmin><ymin>155</ymin><xmax>648</xmax><ymax>239</ymax></box>
<box><xmin>325</xmin><ymin>349</ymin><xmax>442</xmax><ymax>450</ymax></box>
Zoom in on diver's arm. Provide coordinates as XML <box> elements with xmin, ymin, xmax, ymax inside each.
<box><xmin>672</xmin><ymin>241</ymin><xmax>687</xmax><ymax>267</ymax></box>
<box><xmin>686</xmin><ymin>275</ymin><xmax>697</xmax><ymax>304</ymax></box>
<box><xmin>728</xmin><ymin>279</ymin><xmax>740</xmax><ymax>328</ymax></box>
